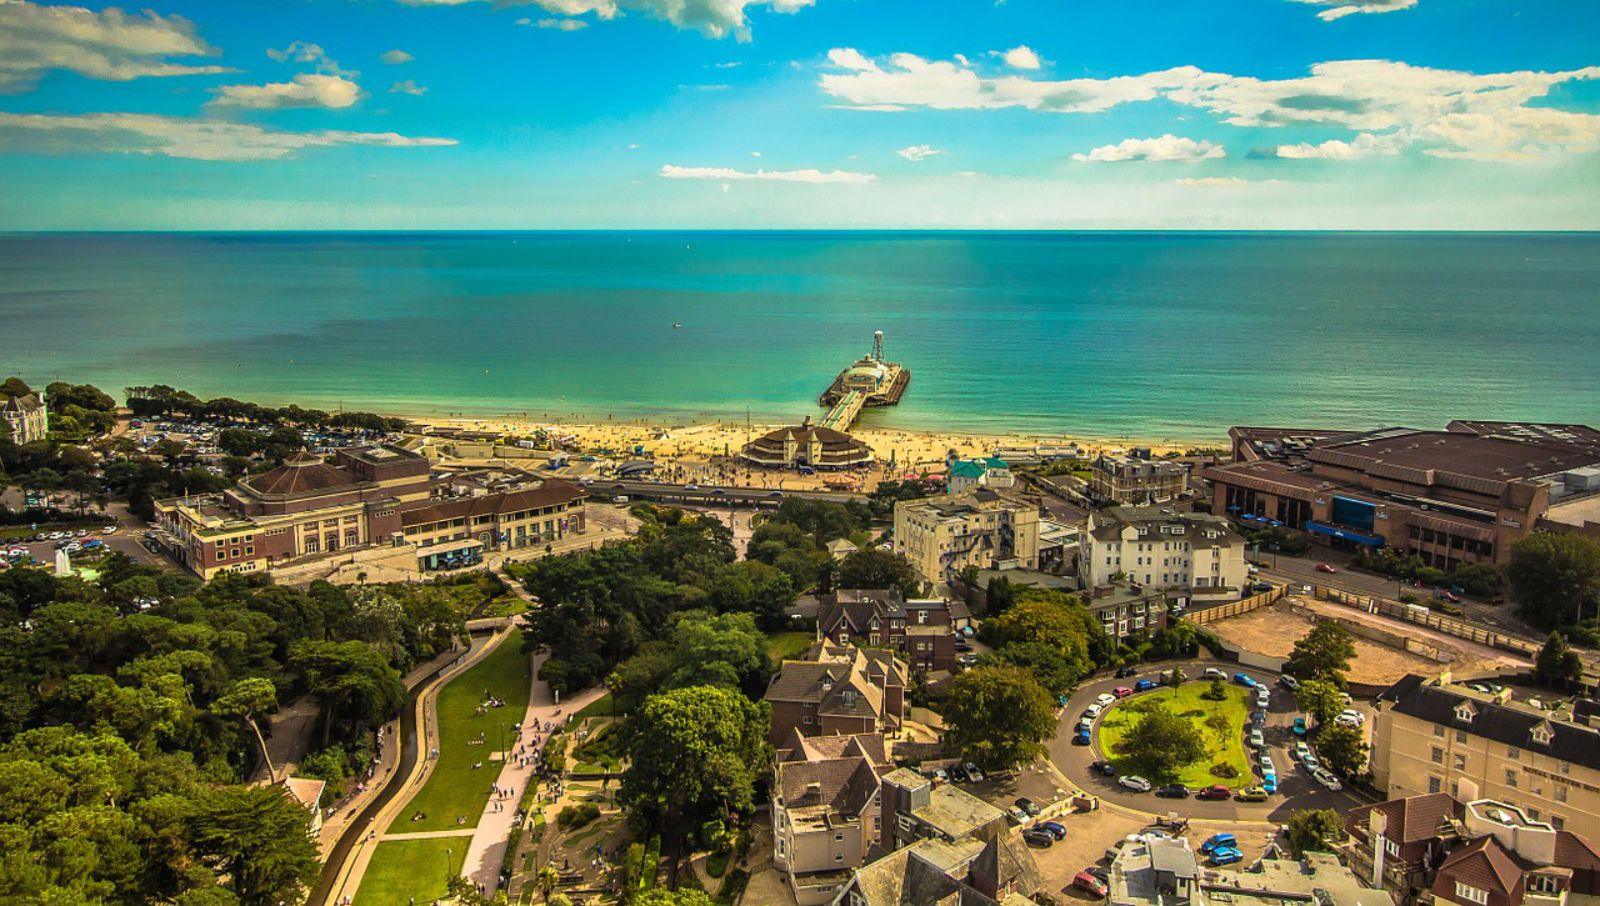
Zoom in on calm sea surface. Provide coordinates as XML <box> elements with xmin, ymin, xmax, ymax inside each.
<box><xmin>1</xmin><ymin>232</ymin><xmax>1596</xmax><ymax>441</ymax></box>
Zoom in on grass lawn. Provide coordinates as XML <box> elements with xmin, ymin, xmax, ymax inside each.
<box><xmin>356</xmin><ymin>837</ymin><xmax>464</xmax><ymax>906</ymax></box>
<box><xmin>402</xmin><ymin>638</ymin><xmax>533</xmax><ymax>831</ymax></box>
<box><xmin>573</xmin><ymin>691</ymin><xmax>617</xmax><ymax>721</ymax></box>
<box><xmin>1097</xmin><ymin>682</ymin><xmax>1254</xmax><ymax>788</ymax></box>
<box><xmin>765</xmin><ymin>630</ymin><xmax>814</xmax><ymax>663</ymax></box>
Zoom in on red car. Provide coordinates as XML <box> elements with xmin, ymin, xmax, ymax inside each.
<box><xmin>1074</xmin><ymin>871</ymin><xmax>1109</xmax><ymax>898</ymax></box>
<box><xmin>1112</xmin><ymin>686</ymin><xmax>1134</xmax><ymax>698</ymax></box>
<box><xmin>1196</xmin><ymin>784</ymin><xmax>1231</xmax><ymax>800</ymax></box>
<box><xmin>1315</xmin><ymin>562</ymin><xmax>1337</xmax><ymax>574</ymax></box>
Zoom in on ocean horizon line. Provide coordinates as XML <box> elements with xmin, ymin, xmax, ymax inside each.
<box><xmin>5</xmin><ymin>228</ymin><xmax>1600</xmax><ymax>237</ymax></box>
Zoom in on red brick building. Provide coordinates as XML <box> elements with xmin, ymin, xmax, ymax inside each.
<box><xmin>764</xmin><ymin>642</ymin><xmax>909</xmax><ymax>746</ymax></box>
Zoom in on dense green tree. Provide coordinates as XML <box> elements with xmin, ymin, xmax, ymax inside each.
<box><xmin>0</xmin><ymin>376</ymin><xmax>32</xmax><ymax>398</ymax></box>
<box><xmin>835</xmin><ymin>548</ymin><xmax>920</xmax><ymax>597</ymax></box>
<box><xmin>942</xmin><ymin>665</ymin><xmax>1057</xmax><ymax>770</ymax></box>
<box><xmin>621</xmin><ymin>686</ymin><xmax>770</xmax><ymax>884</ymax></box>
<box><xmin>634</xmin><ymin>890</ymin><xmax>715</xmax><ymax>906</ymax></box>
<box><xmin>1115</xmin><ymin>702</ymin><xmax>1206</xmax><ymax>780</ymax></box>
<box><xmin>1535</xmin><ymin>631</ymin><xmax>1584</xmax><ymax>689</ymax></box>
<box><xmin>288</xmin><ymin>640</ymin><xmax>406</xmax><ymax>747</ymax></box>
<box><xmin>1284</xmin><ymin>809</ymin><xmax>1346</xmax><ymax>856</ymax></box>
<box><xmin>188</xmin><ymin>784</ymin><xmax>321</xmax><ymax>905</ymax></box>
<box><xmin>983</xmin><ymin>598</ymin><xmax>1094</xmax><ymax>680</ymax></box>
<box><xmin>1315</xmin><ymin>723</ymin><xmax>1369</xmax><ymax>778</ymax></box>
<box><xmin>1285</xmin><ymin>621</ymin><xmax>1357</xmax><ymax>687</ymax></box>
<box><xmin>44</xmin><ymin>381</ymin><xmax>116</xmax><ymax>412</ymax></box>
<box><xmin>1507</xmin><ymin>532</ymin><xmax>1600</xmax><ymax>628</ymax></box>
<box><xmin>985</xmin><ymin>575</ymin><xmax>1017</xmax><ymax>616</ymax></box>
<box><xmin>993</xmin><ymin>641</ymin><xmax>1080</xmax><ymax>698</ymax></box>
<box><xmin>707</xmin><ymin>560</ymin><xmax>795</xmax><ymax>630</ymax></box>
<box><xmin>1296</xmin><ymin>679</ymin><xmax>1345</xmax><ymax>727</ymax></box>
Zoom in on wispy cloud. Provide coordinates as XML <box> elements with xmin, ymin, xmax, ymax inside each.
<box><xmin>380</xmin><ymin>49</ymin><xmax>415</xmax><ymax>64</ymax></box>
<box><xmin>209</xmin><ymin>73</ymin><xmax>366</xmax><ymax>110</ymax></box>
<box><xmin>1073</xmin><ymin>135</ymin><xmax>1224</xmax><ymax>162</ymax></box>
<box><xmin>399</xmin><ymin>0</ymin><xmax>816</xmax><ymax>40</ymax></box>
<box><xmin>517</xmin><ymin>16</ymin><xmax>589</xmax><ymax>30</ymax></box>
<box><xmin>0</xmin><ymin>111</ymin><xmax>456</xmax><ymax>161</ymax></box>
<box><xmin>659</xmin><ymin>164</ymin><xmax>876</xmax><ymax>184</ymax></box>
<box><xmin>1290</xmin><ymin>0</ymin><xmax>1417</xmax><ymax>21</ymax></box>
<box><xmin>0</xmin><ymin>0</ymin><xmax>232</xmax><ymax>92</ymax></box>
<box><xmin>389</xmin><ymin>79</ymin><xmax>428</xmax><ymax>96</ymax></box>
<box><xmin>1175</xmin><ymin>176</ymin><xmax>1286</xmax><ymax>188</ymax></box>
<box><xmin>821</xmin><ymin>52</ymin><xmax>1600</xmax><ymax>161</ymax></box>
<box><xmin>1000</xmin><ymin>45</ymin><xmax>1041</xmax><ymax>70</ymax></box>
<box><xmin>897</xmin><ymin>144</ymin><xmax>942</xmax><ymax>161</ymax></box>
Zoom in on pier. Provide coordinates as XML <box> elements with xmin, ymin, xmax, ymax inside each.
<box><xmin>817</xmin><ymin>330</ymin><xmax>910</xmax><ymax>432</ymax></box>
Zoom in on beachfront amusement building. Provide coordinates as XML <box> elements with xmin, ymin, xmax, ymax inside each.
<box><xmin>741</xmin><ymin>417</ymin><xmax>874</xmax><ymax>470</ymax></box>
<box><xmin>153</xmin><ymin>445</ymin><xmax>586</xmax><ymax>579</ymax></box>
<box><xmin>1207</xmin><ymin>422</ymin><xmax>1600</xmax><ymax>569</ymax></box>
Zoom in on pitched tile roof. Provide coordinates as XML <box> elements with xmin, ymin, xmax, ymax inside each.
<box><xmin>244</xmin><ymin>451</ymin><xmax>361</xmax><ymax>496</ymax></box>
<box><xmin>1346</xmin><ymin>792</ymin><xmax>1462</xmax><ymax>846</ymax></box>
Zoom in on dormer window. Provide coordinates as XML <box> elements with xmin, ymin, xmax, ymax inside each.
<box><xmin>1531</xmin><ymin>721</ymin><xmax>1555</xmax><ymax>746</ymax></box>
<box><xmin>1454</xmin><ymin>702</ymin><xmax>1476</xmax><ymax>724</ymax></box>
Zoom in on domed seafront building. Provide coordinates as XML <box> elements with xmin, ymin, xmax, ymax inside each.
<box><xmin>740</xmin><ymin>417</ymin><xmax>874</xmax><ymax>470</ymax></box>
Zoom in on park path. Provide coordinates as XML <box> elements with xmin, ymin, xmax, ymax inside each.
<box><xmin>459</xmin><ymin>651</ymin><xmax>606</xmax><ymax>896</ymax></box>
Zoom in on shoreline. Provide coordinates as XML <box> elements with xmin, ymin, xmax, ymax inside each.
<box><xmin>398</xmin><ymin>412</ymin><xmax>1227</xmax><ymax>464</ymax></box>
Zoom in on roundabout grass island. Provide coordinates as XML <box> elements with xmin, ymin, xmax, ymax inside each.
<box><xmin>1096</xmin><ymin>681</ymin><xmax>1255</xmax><ymax>788</ymax></box>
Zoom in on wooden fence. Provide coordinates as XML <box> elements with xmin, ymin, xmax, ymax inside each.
<box><xmin>1185</xmin><ymin>585</ymin><xmax>1287</xmax><ymax>625</ymax></box>
<box><xmin>1313</xmin><ymin>586</ymin><xmax>1541</xmax><ymax>658</ymax></box>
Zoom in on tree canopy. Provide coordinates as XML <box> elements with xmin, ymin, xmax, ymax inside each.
<box><xmin>1507</xmin><ymin>532</ymin><xmax>1600</xmax><ymax>629</ymax></box>
<box><xmin>1114</xmin><ymin>701</ymin><xmax>1207</xmax><ymax>780</ymax></box>
<box><xmin>1535</xmin><ymin>631</ymin><xmax>1584</xmax><ymax>689</ymax></box>
<box><xmin>1285</xmin><ymin>621</ymin><xmax>1356</xmax><ymax>687</ymax></box>
<box><xmin>1285</xmin><ymin>809</ymin><xmax>1346</xmax><ymax>856</ymax></box>
<box><xmin>941</xmin><ymin>665</ymin><xmax>1057</xmax><ymax>771</ymax></box>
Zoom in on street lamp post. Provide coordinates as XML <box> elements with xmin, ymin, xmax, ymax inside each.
<box><xmin>445</xmin><ymin>847</ymin><xmax>453</xmax><ymax>886</ymax></box>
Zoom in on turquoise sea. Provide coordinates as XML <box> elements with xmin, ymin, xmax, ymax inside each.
<box><xmin>1</xmin><ymin>232</ymin><xmax>1596</xmax><ymax>442</ymax></box>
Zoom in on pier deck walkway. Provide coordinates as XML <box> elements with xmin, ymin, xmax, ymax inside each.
<box><xmin>821</xmin><ymin>390</ymin><xmax>865</xmax><ymax>432</ymax></box>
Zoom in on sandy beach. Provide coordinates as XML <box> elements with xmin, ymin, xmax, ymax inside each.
<box><xmin>402</xmin><ymin>413</ymin><xmax>1226</xmax><ymax>490</ymax></box>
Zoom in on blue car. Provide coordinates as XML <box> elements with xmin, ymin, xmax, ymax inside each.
<box><xmin>1199</xmin><ymin>833</ymin><xmax>1238</xmax><ymax>855</ymax></box>
<box><xmin>1292</xmin><ymin>717</ymin><xmax>1308</xmax><ymax>737</ymax></box>
<box><xmin>1038</xmin><ymin>820</ymin><xmax>1068</xmax><ymax>840</ymax></box>
<box><xmin>1233</xmin><ymin>673</ymin><xmax>1256</xmax><ymax>687</ymax></box>
<box><xmin>1135</xmin><ymin>679</ymin><xmax>1158</xmax><ymax>692</ymax></box>
<box><xmin>1262</xmin><ymin>776</ymin><xmax>1278</xmax><ymax>794</ymax></box>
<box><xmin>1210</xmin><ymin>846</ymin><xmax>1244</xmax><ymax>866</ymax></box>
<box><xmin>1073</xmin><ymin>730</ymin><xmax>1092</xmax><ymax>746</ymax></box>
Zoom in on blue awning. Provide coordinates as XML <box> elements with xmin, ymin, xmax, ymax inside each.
<box><xmin>1305</xmin><ymin>521</ymin><xmax>1384</xmax><ymax>546</ymax></box>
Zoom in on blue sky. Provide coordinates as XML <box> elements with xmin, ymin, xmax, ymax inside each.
<box><xmin>1</xmin><ymin>0</ymin><xmax>1597</xmax><ymax>229</ymax></box>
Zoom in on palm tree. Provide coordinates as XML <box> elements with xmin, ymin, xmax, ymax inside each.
<box><xmin>537</xmin><ymin>864</ymin><xmax>560</xmax><ymax>901</ymax></box>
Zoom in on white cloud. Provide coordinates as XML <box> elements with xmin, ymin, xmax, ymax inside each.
<box><xmin>517</xmin><ymin>16</ymin><xmax>589</xmax><ymax>29</ymax></box>
<box><xmin>1001</xmin><ymin>45</ymin><xmax>1041</xmax><ymax>71</ymax></box>
<box><xmin>389</xmin><ymin>79</ymin><xmax>427</xmax><ymax>96</ymax></box>
<box><xmin>209</xmin><ymin>73</ymin><xmax>366</xmax><ymax>109</ymax></box>
<box><xmin>751</xmin><ymin>150</ymin><xmax>761</xmax><ymax>157</ymax></box>
<box><xmin>380</xmin><ymin>49</ymin><xmax>414</xmax><ymax>64</ymax></box>
<box><xmin>1272</xmin><ymin>131</ymin><xmax>1407</xmax><ymax>159</ymax></box>
<box><xmin>1291</xmin><ymin>0</ymin><xmax>1417</xmax><ymax>21</ymax></box>
<box><xmin>659</xmin><ymin>164</ymin><xmax>876</xmax><ymax>184</ymax></box>
<box><xmin>0</xmin><ymin>110</ymin><xmax>455</xmax><ymax>161</ymax></box>
<box><xmin>400</xmin><ymin>0</ymin><xmax>815</xmax><ymax>40</ymax></box>
<box><xmin>897</xmin><ymin>144</ymin><xmax>942</xmax><ymax>161</ymax></box>
<box><xmin>1175</xmin><ymin>176</ymin><xmax>1285</xmax><ymax>188</ymax></box>
<box><xmin>822</xmin><ymin>52</ymin><xmax>1600</xmax><ymax>161</ymax></box>
<box><xmin>0</xmin><ymin>0</ymin><xmax>231</xmax><ymax>92</ymax></box>
<box><xmin>1073</xmin><ymin>134</ymin><xmax>1225</xmax><ymax>162</ymax></box>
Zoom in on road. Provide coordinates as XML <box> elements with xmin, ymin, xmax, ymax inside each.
<box><xmin>589</xmin><ymin>478</ymin><xmax>865</xmax><ymax>507</ymax></box>
<box><xmin>1049</xmin><ymin>659</ymin><xmax>1373</xmax><ymax>825</ymax></box>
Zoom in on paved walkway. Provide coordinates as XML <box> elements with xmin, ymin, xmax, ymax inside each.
<box><xmin>459</xmin><ymin>651</ymin><xmax>606</xmax><ymax>896</ymax></box>
<box><xmin>382</xmin><ymin>828</ymin><xmax>478</xmax><ymax>841</ymax></box>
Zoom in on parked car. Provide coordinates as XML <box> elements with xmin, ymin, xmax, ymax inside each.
<box><xmin>1252</xmin><ymin>581</ymin><xmax>1274</xmax><ymax>593</ymax></box>
<box><xmin>1251</xmin><ymin>710</ymin><xmax>1267</xmax><ymax>728</ymax></box>
<box><xmin>1336</xmin><ymin>709</ymin><xmax>1366</xmax><ymax>728</ymax></box>
<box><xmin>1262</xmin><ymin>776</ymin><xmax>1279</xmax><ymax>794</ymax></box>
<box><xmin>1301</xmin><ymin>752</ymin><xmax>1322</xmax><ymax>772</ymax></box>
<box><xmin>1292</xmin><ymin>717</ymin><xmax>1309</xmax><ymax>737</ymax></box>
<box><xmin>949</xmin><ymin>764</ymin><xmax>969</xmax><ymax>783</ymax></box>
<box><xmin>1236</xmin><ymin>786</ymin><xmax>1269</xmax><ymax>802</ymax></box>
<box><xmin>1155</xmin><ymin>784</ymin><xmax>1189</xmax><ymax>799</ymax></box>
<box><xmin>1316</xmin><ymin>562</ymin><xmax>1338</xmax><ymax>573</ymax></box>
<box><xmin>1233</xmin><ymin>672</ymin><xmax>1256</xmax><ymax>687</ymax></box>
<box><xmin>1091</xmin><ymin>760</ymin><xmax>1117</xmax><ymax>776</ymax></box>
<box><xmin>1115</xmin><ymin>664</ymin><xmax>1138</xmax><ymax>678</ymax></box>
<box><xmin>1199</xmin><ymin>833</ymin><xmax>1238</xmax><ymax>855</ymax></box>
<box><xmin>1086</xmin><ymin>866</ymin><xmax>1110</xmax><ymax>884</ymax></box>
<box><xmin>1037</xmin><ymin>820</ymin><xmax>1068</xmax><ymax>840</ymax></box>
<box><xmin>1073</xmin><ymin>730</ymin><xmax>1092</xmax><ymax>746</ymax></box>
<box><xmin>1279</xmin><ymin>674</ymin><xmax>1301</xmax><ymax>691</ymax></box>
<box><xmin>1204</xmin><ymin>667</ymin><xmax>1226</xmax><ymax>679</ymax></box>
<box><xmin>1084</xmin><ymin>703</ymin><xmax>1104</xmax><ymax>719</ymax></box>
<box><xmin>1113</xmin><ymin>686</ymin><xmax>1134</xmax><ymax>699</ymax></box>
<box><xmin>1197</xmin><ymin>785</ymin><xmax>1231</xmax><ymax>801</ymax></box>
<box><xmin>1095</xmin><ymin>693</ymin><xmax>1117</xmax><ymax>708</ymax></box>
<box><xmin>1210</xmin><ymin>846</ymin><xmax>1244</xmax><ymax>867</ymax></box>
<box><xmin>1074</xmin><ymin>871</ymin><xmax>1109</xmax><ymax>898</ymax></box>
<box><xmin>1313</xmin><ymin>768</ymin><xmax>1343</xmax><ymax>791</ymax></box>
<box><xmin>1021</xmin><ymin>828</ymin><xmax>1055</xmax><ymax>848</ymax></box>
<box><xmin>1015</xmin><ymin>797</ymin><xmax>1043</xmax><ymax>817</ymax></box>
<box><xmin>1007</xmin><ymin>805</ymin><xmax>1031</xmax><ymax>824</ymax></box>
<box><xmin>1248</xmin><ymin>728</ymin><xmax>1264</xmax><ymax>749</ymax></box>
<box><xmin>1294</xmin><ymin>741</ymin><xmax>1311</xmax><ymax>761</ymax></box>
<box><xmin>964</xmin><ymin>763</ymin><xmax>985</xmax><ymax>783</ymax></box>
<box><xmin>1119</xmin><ymin>775</ymin><xmax>1152</xmax><ymax>792</ymax></box>
<box><xmin>1135</xmin><ymin>678</ymin><xmax>1158</xmax><ymax>692</ymax></box>
<box><xmin>1441</xmin><ymin>590</ymin><xmax>1463</xmax><ymax>603</ymax></box>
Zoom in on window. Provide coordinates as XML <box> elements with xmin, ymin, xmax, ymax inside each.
<box><xmin>1431</xmin><ymin>747</ymin><xmax>1444</xmax><ymax>764</ymax></box>
<box><xmin>1455</xmin><ymin>729</ymin><xmax>1468</xmax><ymax>744</ymax></box>
<box><xmin>802</xmin><ymin>715</ymin><xmax>813</xmax><ymax>725</ymax></box>
<box><xmin>1558</xmin><ymin>760</ymin><xmax>1570</xmax><ymax>776</ymax></box>
<box><xmin>1529</xmin><ymin>876</ymin><xmax>1562</xmax><ymax>895</ymax></box>
<box><xmin>834</xmin><ymin>832</ymin><xmax>844</xmax><ymax>841</ymax></box>
<box><xmin>1504</xmin><ymin>769</ymin><xmax>1518</xmax><ymax>788</ymax></box>
<box><xmin>1454</xmin><ymin>882</ymin><xmax>1489</xmax><ymax>906</ymax></box>
<box><xmin>1453</xmin><ymin>754</ymin><xmax>1467</xmax><ymax>771</ymax></box>
<box><xmin>1554</xmin><ymin>784</ymin><xmax>1567</xmax><ymax>803</ymax></box>
<box><xmin>1552</xmin><ymin>816</ymin><xmax>1565</xmax><ymax>830</ymax></box>
<box><xmin>1385</xmin><ymin>839</ymin><xmax>1401</xmax><ymax>858</ymax></box>
<box><xmin>1506</xmin><ymin>745</ymin><xmax>1520</xmax><ymax>760</ymax></box>
<box><xmin>1434</xmin><ymin>724</ymin><xmax>1445</xmax><ymax>738</ymax></box>
<box><xmin>1429</xmin><ymin>776</ymin><xmax>1442</xmax><ymax>794</ymax></box>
